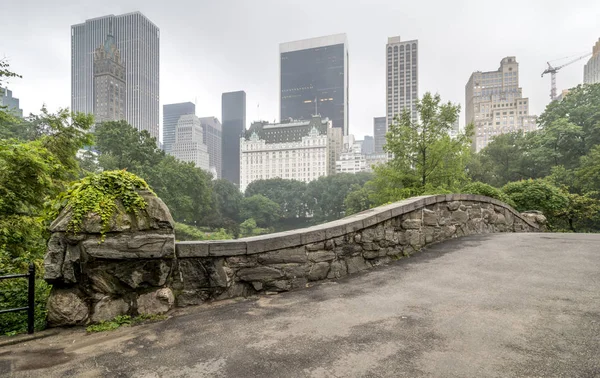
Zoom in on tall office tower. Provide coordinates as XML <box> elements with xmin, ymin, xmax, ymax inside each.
<box><xmin>171</xmin><ymin>114</ymin><xmax>210</xmax><ymax>171</ymax></box>
<box><xmin>280</xmin><ymin>34</ymin><xmax>349</xmax><ymax>136</ymax></box>
<box><xmin>466</xmin><ymin>56</ymin><xmax>537</xmax><ymax>152</ymax></box>
<box><xmin>163</xmin><ymin>102</ymin><xmax>195</xmax><ymax>153</ymax></box>
<box><xmin>239</xmin><ymin>116</ymin><xmax>342</xmax><ymax>192</ymax></box>
<box><xmin>584</xmin><ymin>38</ymin><xmax>600</xmax><ymax>84</ymax></box>
<box><xmin>386</xmin><ymin>36</ymin><xmax>419</xmax><ymax>129</ymax></box>
<box><xmin>0</xmin><ymin>87</ymin><xmax>23</xmax><ymax>118</ymax></box>
<box><xmin>71</xmin><ymin>12</ymin><xmax>160</xmax><ymax>139</ymax></box>
<box><xmin>373</xmin><ymin>116</ymin><xmax>387</xmax><ymax>154</ymax></box>
<box><xmin>222</xmin><ymin>91</ymin><xmax>246</xmax><ymax>186</ymax></box>
<box><xmin>199</xmin><ymin>117</ymin><xmax>223</xmax><ymax>178</ymax></box>
<box><xmin>361</xmin><ymin>135</ymin><xmax>375</xmax><ymax>155</ymax></box>
<box><xmin>93</xmin><ymin>31</ymin><xmax>125</xmax><ymax>124</ymax></box>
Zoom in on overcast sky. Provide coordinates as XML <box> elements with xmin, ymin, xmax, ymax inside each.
<box><xmin>2</xmin><ymin>0</ymin><xmax>599</xmax><ymax>140</ymax></box>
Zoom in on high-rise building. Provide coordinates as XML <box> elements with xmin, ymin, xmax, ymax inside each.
<box><xmin>584</xmin><ymin>38</ymin><xmax>600</xmax><ymax>85</ymax></box>
<box><xmin>280</xmin><ymin>34</ymin><xmax>349</xmax><ymax>135</ymax></box>
<box><xmin>163</xmin><ymin>102</ymin><xmax>195</xmax><ymax>153</ymax></box>
<box><xmin>240</xmin><ymin>116</ymin><xmax>342</xmax><ymax>192</ymax></box>
<box><xmin>0</xmin><ymin>87</ymin><xmax>23</xmax><ymax>118</ymax></box>
<box><xmin>171</xmin><ymin>114</ymin><xmax>210</xmax><ymax>171</ymax></box>
<box><xmin>466</xmin><ymin>56</ymin><xmax>537</xmax><ymax>152</ymax></box>
<box><xmin>386</xmin><ymin>36</ymin><xmax>419</xmax><ymax>128</ymax></box>
<box><xmin>71</xmin><ymin>12</ymin><xmax>160</xmax><ymax>139</ymax></box>
<box><xmin>361</xmin><ymin>135</ymin><xmax>375</xmax><ymax>155</ymax></box>
<box><xmin>93</xmin><ymin>31</ymin><xmax>125</xmax><ymax>124</ymax></box>
<box><xmin>222</xmin><ymin>91</ymin><xmax>246</xmax><ymax>186</ymax></box>
<box><xmin>199</xmin><ymin>117</ymin><xmax>222</xmax><ymax>178</ymax></box>
<box><xmin>373</xmin><ymin>116</ymin><xmax>387</xmax><ymax>154</ymax></box>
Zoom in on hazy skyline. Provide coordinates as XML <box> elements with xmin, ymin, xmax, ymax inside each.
<box><xmin>2</xmin><ymin>0</ymin><xmax>599</xmax><ymax>140</ymax></box>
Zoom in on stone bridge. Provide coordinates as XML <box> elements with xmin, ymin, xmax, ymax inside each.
<box><xmin>44</xmin><ymin>194</ymin><xmax>545</xmax><ymax>326</ymax></box>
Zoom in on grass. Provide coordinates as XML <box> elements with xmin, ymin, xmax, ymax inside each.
<box><xmin>85</xmin><ymin>314</ymin><xmax>168</xmax><ymax>333</ymax></box>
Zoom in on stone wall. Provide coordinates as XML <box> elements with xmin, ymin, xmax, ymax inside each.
<box><xmin>44</xmin><ymin>194</ymin><xmax>545</xmax><ymax>327</ymax></box>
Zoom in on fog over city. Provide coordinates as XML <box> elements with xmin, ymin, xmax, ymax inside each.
<box><xmin>2</xmin><ymin>0</ymin><xmax>599</xmax><ymax>139</ymax></box>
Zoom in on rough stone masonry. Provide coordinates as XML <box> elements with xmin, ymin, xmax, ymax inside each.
<box><xmin>44</xmin><ymin>193</ymin><xmax>546</xmax><ymax>327</ymax></box>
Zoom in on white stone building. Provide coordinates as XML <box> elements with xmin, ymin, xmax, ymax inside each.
<box><xmin>240</xmin><ymin>116</ymin><xmax>342</xmax><ymax>192</ymax></box>
<box><xmin>171</xmin><ymin>114</ymin><xmax>210</xmax><ymax>172</ymax></box>
<box><xmin>336</xmin><ymin>135</ymin><xmax>367</xmax><ymax>174</ymax></box>
<box><xmin>465</xmin><ymin>56</ymin><xmax>537</xmax><ymax>152</ymax></box>
<box><xmin>584</xmin><ymin>38</ymin><xmax>600</xmax><ymax>85</ymax></box>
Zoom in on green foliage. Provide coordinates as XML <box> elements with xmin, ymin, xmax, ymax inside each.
<box><xmin>576</xmin><ymin>144</ymin><xmax>600</xmax><ymax>193</ymax></box>
<box><xmin>0</xmin><ymin>278</ymin><xmax>51</xmax><ymax>335</ymax></box>
<box><xmin>502</xmin><ymin>179</ymin><xmax>569</xmax><ymax>219</ymax></box>
<box><xmin>93</xmin><ymin>122</ymin><xmax>214</xmax><ymax>226</ymax></box>
<box><xmin>245</xmin><ymin>178</ymin><xmax>308</xmax><ymax>221</ymax></box>
<box><xmin>174</xmin><ymin>222</ymin><xmax>233</xmax><ymax>241</ymax></box>
<box><xmin>384</xmin><ymin>92</ymin><xmax>471</xmax><ymax>189</ymax></box>
<box><xmin>305</xmin><ymin>173</ymin><xmax>373</xmax><ymax>223</ymax></box>
<box><xmin>240</xmin><ymin>195</ymin><xmax>280</xmax><ymax>228</ymax></box>
<box><xmin>461</xmin><ymin>182</ymin><xmax>516</xmax><ymax>208</ymax></box>
<box><xmin>343</xmin><ymin>184</ymin><xmax>374</xmax><ymax>216</ymax></box>
<box><xmin>85</xmin><ymin>314</ymin><xmax>168</xmax><ymax>333</ymax></box>
<box><xmin>239</xmin><ymin>218</ymin><xmax>271</xmax><ymax>237</ymax></box>
<box><xmin>53</xmin><ymin>170</ymin><xmax>151</xmax><ymax>236</ymax></box>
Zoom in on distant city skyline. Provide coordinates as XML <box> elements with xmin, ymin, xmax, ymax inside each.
<box><xmin>2</xmin><ymin>1</ymin><xmax>599</xmax><ymax>141</ymax></box>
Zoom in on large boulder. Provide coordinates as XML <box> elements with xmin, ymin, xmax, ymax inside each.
<box><xmin>46</xmin><ymin>289</ymin><xmax>89</xmax><ymax>327</ymax></box>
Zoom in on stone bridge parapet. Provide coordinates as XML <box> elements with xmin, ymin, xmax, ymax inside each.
<box><xmin>44</xmin><ymin>194</ymin><xmax>544</xmax><ymax>326</ymax></box>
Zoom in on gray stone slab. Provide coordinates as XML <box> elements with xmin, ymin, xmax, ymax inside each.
<box><xmin>207</xmin><ymin>241</ymin><xmax>247</xmax><ymax>256</ymax></box>
<box><xmin>176</xmin><ymin>242</ymin><xmax>209</xmax><ymax>258</ymax></box>
<box><xmin>246</xmin><ymin>232</ymin><xmax>304</xmax><ymax>255</ymax></box>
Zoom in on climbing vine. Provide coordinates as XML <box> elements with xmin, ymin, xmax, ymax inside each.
<box><xmin>54</xmin><ymin>170</ymin><xmax>154</xmax><ymax>236</ymax></box>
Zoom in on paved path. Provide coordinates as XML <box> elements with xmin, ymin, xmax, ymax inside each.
<box><xmin>1</xmin><ymin>233</ymin><xmax>600</xmax><ymax>377</ymax></box>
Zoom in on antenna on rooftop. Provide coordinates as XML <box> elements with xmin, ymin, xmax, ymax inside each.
<box><xmin>314</xmin><ymin>97</ymin><xmax>318</xmax><ymax>116</ymax></box>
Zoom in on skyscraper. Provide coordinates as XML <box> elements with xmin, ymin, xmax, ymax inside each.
<box><xmin>199</xmin><ymin>117</ymin><xmax>223</xmax><ymax>178</ymax></box>
<box><xmin>93</xmin><ymin>31</ymin><xmax>125</xmax><ymax>124</ymax></box>
<box><xmin>0</xmin><ymin>87</ymin><xmax>23</xmax><ymax>118</ymax></box>
<box><xmin>362</xmin><ymin>136</ymin><xmax>375</xmax><ymax>155</ymax></box>
<box><xmin>373</xmin><ymin>116</ymin><xmax>387</xmax><ymax>154</ymax></box>
<box><xmin>71</xmin><ymin>12</ymin><xmax>160</xmax><ymax>139</ymax></box>
<box><xmin>222</xmin><ymin>91</ymin><xmax>246</xmax><ymax>186</ymax></box>
<box><xmin>386</xmin><ymin>36</ymin><xmax>419</xmax><ymax>129</ymax></box>
<box><xmin>466</xmin><ymin>56</ymin><xmax>537</xmax><ymax>152</ymax></box>
<box><xmin>163</xmin><ymin>102</ymin><xmax>195</xmax><ymax>153</ymax></box>
<box><xmin>584</xmin><ymin>38</ymin><xmax>600</xmax><ymax>85</ymax></box>
<box><xmin>171</xmin><ymin>114</ymin><xmax>210</xmax><ymax>171</ymax></box>
<box><xmin>280</xmin><ymin>34</ymin><xmax>349</xmax><ymax>135</ymax></box>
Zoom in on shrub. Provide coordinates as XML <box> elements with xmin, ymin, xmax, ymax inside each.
<box><xmin>174</xmin><ymin>222</ymin><xmax>233</xmax><ymax>241</ymax></box>
<box><xmin>502</xmin><ymin>179</ymin><xmax>569</xmax><ymax>218</ymax></box>
<box><xmin>461</xmin><ymin>182</ymin><xmax>516</xmax><ymax>208</ymax></box>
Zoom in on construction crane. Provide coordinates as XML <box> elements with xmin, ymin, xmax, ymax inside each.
<box><xmin>542</xmin><ymin>52</ymin><xmax>592</xmax><ymax>100</ymax></box>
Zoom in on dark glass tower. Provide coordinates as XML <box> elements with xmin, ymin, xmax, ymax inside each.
<box><xmin>222</xmin><ymin>91</ymin><xmax>246</xmax><ymax>187</ymax></box>
<box><xmin>280</xmin><ymin>34</ymin><xmax>349</xmax><ymax>135</ymax></box>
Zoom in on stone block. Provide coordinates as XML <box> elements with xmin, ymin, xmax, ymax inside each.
<box><xmin>308</xmin><ymin>250</ymin><xmax>336</xmax><ymax>262</ymax></box>
<box><xmin>208</xmin><ymin>241</ymin><xmax>246</xmax><ymax>256</ymax></box>
<box><xmin>91</xmin><ymin>297</ymin><xmax>130</xmax><ymax>323</ymax></box>
<box><xmin>225</xmin><ymin>255</ymin><xmax>257</xmax><ymax>269</ymax></box>
<box><xmin>422</xmin><ymin>209</ymin><xmax>438</xmax><ymax>226</ymax></box>
<box><xmin>447</xmin><ymin>201</ymin><xmax>461</xmax><ymax>211</ymax></box>
<box><xmin>301</xmin><ymin>229</ymin><xmax>327</xmax><ymax>245</ymax></box>
<box><xmin>237</xmin><ymin>266</ymin><xmax>284</xmax><ymax>282</ymax></box>
<box><xmin>257</xmin><ymin>247</ymin><xmax>307</xmax><ymax>264</ymax></box>
<box><xmin>327</xmin><ymin>260</ymin><xmax>348</xmax><ymax>279</ymax></box>
<box><xmin>176</xmin><ymin>242</ymin><xmax>209</xmax><ymax>258</ymax></box>
<box><xmin>362</xmin><ymin>242</ymin><xmax>381</xmax><ymax>251</ymax></box>
<box><xmin>46</xmin><ymin>289</ymin><xmax>89</xmax><ymax>327</ymax></box>
<box><xmin>62</xmin><ymin>244</ymin><xmax>81</xmax><ymax>283</ymax></box>
<box><xmin>270</xmin><ymin>263</ymin><xmax>308</xmax><ymax>278</ymax></box>
<box><xmin>346</xmin><ymin>256</ymin><xmax>370</xmax><ymax>274</ymax></box>
<box><xmin>245</xmin><ymin>232</ymin><xmax>303</xmax><ymax>254</ymax></box>
<box><xmin>44</xmin><ymin>233</ymin><xmax>67</xmax><ymax>281</ymax></box>
<box><xmin>137</xmin><ymin>288</ymin><xmax>174</xmax><ymax>315</ymax></box>
<box><xmin>402</xmin><ymin>219</ymin><xmax>422</xmax><ymax>230</ymax></box>
<box><xmin>451</xmin><ymin>209</ymin><xmax>469</xmax><ymax>224</ymax></box>
<box><xmin>82</xmin><ymin>232</ymin><xmax>175</xmax><ymax>259</ymax></box>
<box><xmin>406</xmin><ymin>230</ymin><xmax>423</xmax><ymax>249</ymax></box>
<box><xmin>109</xmin><ymin>259</ymin><xmax>173</xmax><ymax>289</ymax></box>
<box><xmin>306</xmin><ymin>242</ymin><xmax>325</xmax><ymax>252</ymax></box>
<box><xmin>308</xmin><ymin>262</ymin><xmax>330</xmax><ymax>281</ymax></box>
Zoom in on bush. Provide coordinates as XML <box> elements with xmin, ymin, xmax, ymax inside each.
<box><xmin>0</xmin><ymin>276</ymin><xmax>51</xmax><ymax>335</ymax></box>
<box><xmin>174</xmin><ymin>222</ymin><xmax>233</xmax><ymax>241</ymax></box>
<box><xmin>502</xmin><ymin>179</ymin><xmax>569</xmax><ymax>218</ymax></box>
<box><xmin>461</xmin><ymin>182</ymin><xmax>516</xmax><ymax>208</ymax></box>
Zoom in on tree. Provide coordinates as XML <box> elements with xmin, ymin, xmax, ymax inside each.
<box><xmin>240</xmin><ymin>195</ymin><xmax>280</xmax><ymax>228</ymax></box>
<box><xmin>305</xmin><ymin>172</ymin><xmax>373</xmax><ymax>223</ymax></box>
<box><xmin>245</xmin><ymin>178</ymin><xmax>308</xmax><ymax>220</ymax></box>
<box><xmin>93</xmin><ymin>121</ymin><xmax>214</xmax><ymax>226</ymax></box>
<box><xmin>538</xmin><ymin>83</ymin><xmax>600</xmax><ymax>153</ymax></box>
<box><xmin>576</xmin><ymin>144</ymin><xmax>600</xmax><ymax>194</ymax></box>
<box><xmin>343</xmin><ymin>184</ymin><xmax>374</xmax><ymax>216</ymax></box>
<box><xmin>378</xmin><ymin>92</ymin><xmax>471</xmax><ymax>199</ymax></box>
